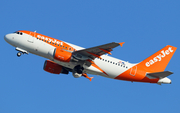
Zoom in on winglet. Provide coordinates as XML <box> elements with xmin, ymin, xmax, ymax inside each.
<box><xmin>88</xmin><ymin>77</ymin><xmax>94</xmax><ymax>81</ymax></box>
<box><xmin>119</xmin><ymin>42</ymin><xmax>125</xmax><ymax>47</ymax></box>
<box><xmin>82</xmin><ymin>73</ymin><xmax>94</xmax><ymax>81</ymax></box>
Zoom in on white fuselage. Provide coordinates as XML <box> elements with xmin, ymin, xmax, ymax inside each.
<box><xmin>5</xmin><ymin>31</ymin><xmax>175</xmax><ymax>84</ymax></box>
<box><xmin>4</xmin><ymin>32</ymin><xmax>135</xmax><ymax>79</ymax></box>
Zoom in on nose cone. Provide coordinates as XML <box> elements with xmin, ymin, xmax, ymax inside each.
<box><xmin>4</xmin><ymin>34</ymin><xmax>12</xmax><ymax>43</ymax></box>
<box><xmin>4</xmin><ymin>34</ymin><xmax>9</xmax><ymax>42</ymax></box>
<box><xmin>4</xmin><ymin>34</ymin><xmax>16</xmax><ymax>46</ymax></box>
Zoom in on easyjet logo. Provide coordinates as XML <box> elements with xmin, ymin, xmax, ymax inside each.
<box><xmin>145</xmin><ymin>47</ymin><xmax>173</xmax><ymax>67</ymax></box>
<box><xmin>37</xmin><ymin>35</ymin><xmax>63</xmax><ymax>45</ymax></box>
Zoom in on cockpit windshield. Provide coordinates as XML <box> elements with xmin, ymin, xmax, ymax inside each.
<box><xmin>14</xmin><ymin>31</ymin><xmax>23</xmax><ymax>35</ymax></box>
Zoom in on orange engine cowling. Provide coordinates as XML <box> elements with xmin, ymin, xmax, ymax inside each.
<box><xmin>43</xmin><ymin>60</ymin><xmax>63</xmax><ymax>74</ymax></box>
<box><xmin>53</xmin><ymin>48</ymin><xmax>72</xmax><ymax>62</ymax></box>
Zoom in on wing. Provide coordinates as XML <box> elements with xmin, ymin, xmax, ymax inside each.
<box><xmin>73</xmin><ymin>42</ymin><xmax>124</xmax><ymax>60</ymax></box>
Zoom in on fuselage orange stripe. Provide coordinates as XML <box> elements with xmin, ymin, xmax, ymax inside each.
<box><xmin>20</xmin><ymin>30</ymin><xmax>76</xmax><ymax>52</ymax></box>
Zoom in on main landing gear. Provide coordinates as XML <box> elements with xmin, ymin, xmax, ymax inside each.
<box><xmin>73</xmin><ymin>65</ymin><xmax>94</xmax><ymax>81</ymax></box>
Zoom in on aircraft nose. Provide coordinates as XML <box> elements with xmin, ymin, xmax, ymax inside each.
<box><xmin>4</xmin><ymin>34</ymin><xmax>11</xmax><ymax>42</ymax></box>
<box><xmin>4</xmin><ymin>34</ymin><xmax>16</xmax><ymax>46</ymax></box>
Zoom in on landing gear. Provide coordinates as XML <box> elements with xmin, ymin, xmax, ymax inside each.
<box><xmin>15</xmin><ymin>47</ymin><xmax>29</xmax><ymax>57</ymax></box>
<box><xmin>72</xmin><ymin>65</ymin><xmax>84</xmax><ymax>78</ymax></box>
<box><xmin>72</xmin><ymin>65</ymin><xmax>94</xmax><ymax>81</ymax></box>
<box><xmin>17</xmin><ymin>52</ymin><xmax>22</xmax><ymax>57</ymax></box>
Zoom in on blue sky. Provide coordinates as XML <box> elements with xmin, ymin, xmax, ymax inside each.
<box><xmin>1</xmin><ymin>0</ymin><xmax>180</xmax><ymax>113</ymax></box>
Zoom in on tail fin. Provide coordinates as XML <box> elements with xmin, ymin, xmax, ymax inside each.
<box><xmin>138</xmin><ymin>45</ymin><xmax>177</xmax><ymax>72</ymax></box>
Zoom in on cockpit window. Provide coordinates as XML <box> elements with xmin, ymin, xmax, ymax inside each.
<box><xmin>15</xmin><ymin>31</ymin><xmax>23</xmax><ymax>35</ymax></box>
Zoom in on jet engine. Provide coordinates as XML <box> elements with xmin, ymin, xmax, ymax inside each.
<box><xmin>48</xmin><ymin>48</ymin><xmax>72</xmax><ymax>62</ymax></box>
<box><xmin>43</xmin><ymin>60</ymin><xmax>69</xmax><ymax>74</ymax></box>
<box><xmin>72</xmin><ymin>65</ymin><xmax>84</xmax><ymax>78</ymax></box>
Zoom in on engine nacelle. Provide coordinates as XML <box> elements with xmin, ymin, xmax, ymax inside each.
<box><xmin>43</xmin><ymin>60</ymin><xmax>69</xmax><ymax>74</ymax></box>
<box><xmin>48</xmin><ymin>48</ymin><xmax>72</xmax><ymax>62</ymax></box>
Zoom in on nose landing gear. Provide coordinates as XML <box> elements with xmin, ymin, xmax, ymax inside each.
<box><xmin>15</xmin><ymin>47</ymin><xmax>29</xmax><ymax>57</ymax></box>
<box><xmin>17</xmin><ymin>52</ymin><xmax>22</xmax><ymax>57</ymax></box>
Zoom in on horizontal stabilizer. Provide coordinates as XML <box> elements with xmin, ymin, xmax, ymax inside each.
<box><xmin>146</xmin><ymin>71</ymin><xmax>173</xmax><ymax>79</ymax></box>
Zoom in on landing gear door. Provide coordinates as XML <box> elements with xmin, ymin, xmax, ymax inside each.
<box><xmin>28</xmin><ymin>32</ymin><xmax>35</xmax><ymax>43</ymax></box>
<box><xmin>130</xmin><ymin>66</ymin><xmax>137</xmax><ymax>76</ymax></box>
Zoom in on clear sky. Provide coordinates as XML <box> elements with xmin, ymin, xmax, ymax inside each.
<box><xmin>1</xmin><ymin>0</ymin><xmax>180</xmax><ymax>113</ymax></box>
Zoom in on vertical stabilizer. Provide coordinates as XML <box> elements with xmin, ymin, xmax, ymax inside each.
<box><xmin>138</xmin><ymin>45</ymin><xmax>177</xmax><ymax>72</ymax></box>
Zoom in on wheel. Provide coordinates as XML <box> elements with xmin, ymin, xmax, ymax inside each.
<box><xmin>17</xmin><ymin>52</ymin><xmax>21</xmax><ymax>57</ymax></box>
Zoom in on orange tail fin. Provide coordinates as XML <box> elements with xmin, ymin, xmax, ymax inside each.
<box><xmin>137</xmin><ymin>45</ymin><xmax>177</xmax><ymax>73</ymax></box>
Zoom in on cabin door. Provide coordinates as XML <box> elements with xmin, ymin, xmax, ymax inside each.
<box><xmin>130</xmin><ymin>66</ymin><xmax>137</xmax><ymax>76</ymax></box>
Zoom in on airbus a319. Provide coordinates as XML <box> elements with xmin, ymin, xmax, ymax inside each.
<box><xmin>4</xmin><ymin>30</ymin><xmax>177</xmax><ymax>85</ymax></box>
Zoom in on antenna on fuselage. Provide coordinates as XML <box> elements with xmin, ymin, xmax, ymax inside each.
<box><xmin>34</xmin><ymin>30</ymin><xmax>36</xmax><ymax>37</ymax></box>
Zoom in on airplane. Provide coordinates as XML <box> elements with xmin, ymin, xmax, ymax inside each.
<box><xmin>4</xmin><ymin>30</ymin><xmax>177</xmax><ymax>85</ymax></box>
